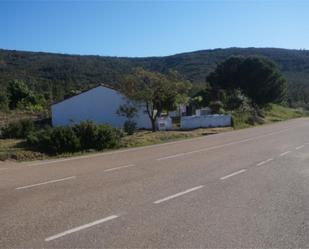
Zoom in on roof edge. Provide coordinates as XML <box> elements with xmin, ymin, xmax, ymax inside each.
<box><xmin>51</xmin><ymin>83</ymin><xmax>119</xmax><ymax>106</ymax></box>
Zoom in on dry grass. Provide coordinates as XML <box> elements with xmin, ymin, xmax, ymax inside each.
<box><xmin>0</xmin><ymin>139</ymin><xmax>46</xmax><ymax>161</ymax></box>
<box><xmin>0</xmin><ymin>110</ymin><xmax>43</xmax><ymax>127</ymax></box>
<box><xmin>120</xmin><ymin>127</ymin><xmax>232</xmax><ymax>148</ymax></box>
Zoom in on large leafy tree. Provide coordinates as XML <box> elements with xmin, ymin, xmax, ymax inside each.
<box><xmin>207</xmin><ymin>56</ymin><xmax>288</xmax><ymax>108</ymax></box>
<box><xmin>7</xmin><ymin>80</ymin><xmax>31</xmax><ymax>109</ymax></box>
<box><xmin>6</xmin><ymin>80</ymin><xmax>46</xmax><ymax>111</ymax></box>
<box><xmin>122</xmin><ymin>68</ymin><xmax>191</xmax><ymax>131</ymax></box>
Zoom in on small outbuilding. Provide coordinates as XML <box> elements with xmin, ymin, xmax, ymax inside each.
<box><xmin>51</xmin><ymin>84</ymin><xmax>152</xmax><ymax>129</ymax></box>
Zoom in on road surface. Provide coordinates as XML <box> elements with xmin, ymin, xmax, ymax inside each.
<box><xmin>1</xmin><ymin>118</ymin><xmax>309</xmax><ymax>248</ymax></box>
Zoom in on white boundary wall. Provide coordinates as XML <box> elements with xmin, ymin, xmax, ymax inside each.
<box><xmin>180</xmin><ymin>114</ymin><xmax>231</xmax><ymax>130</ymax></box>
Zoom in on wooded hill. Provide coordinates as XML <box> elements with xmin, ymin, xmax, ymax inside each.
<box><xmin>1</xmin><ymin>47</ymin><xmax>309</xmax><ymax>105</ymax></box>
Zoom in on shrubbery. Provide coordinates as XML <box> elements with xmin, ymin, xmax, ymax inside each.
<box><xmin>26</xmin><ymin>121</ymin><xmax>122</xmax><ymax>154</ymax></box>
<box><xmin>73</xmin><ymin>121</ymin><xmax>121</xmax><ymax>150</ymax></box>
<box><xmin>73</xmin><ymin>121</ymin><xmax>98</xmax><ymax>150</ymax></box>
<box><xmin>209</xmin><ymin>101</ymin><xmax>225</xmax><ymax>114</ymax></box>
<box><xmin>1</xmin><ymin>119</ymin><xmax>35</xmax><ymax>139</ymax></box>
<box><xmin>49</xmin><ymin>127</ymin><xmax>81</xmax><ymax>153</ymax></box>
<box><xmin>95</xmin><ymin>124</ymin><xmax>121</xmax><ymax>150</ymax></box>
<box><xmin>123</xmin><ymin>120</ymin><xmax>136</xmax><ymax>135</ymax></box>
<box><xmin>26</xmin><ymin>127</ymin><xmax>53</xmax><ymax>151</ymax></box>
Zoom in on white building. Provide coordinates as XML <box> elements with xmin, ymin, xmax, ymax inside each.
<box><xmin>51</xmin><ymin>84</ymin><xmax>152</xmax><ymax>129</ymax></box>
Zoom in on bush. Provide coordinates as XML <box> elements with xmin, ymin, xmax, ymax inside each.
<box><xmin>27</xmin><ymin>127</ymin><xmax>53</xmax><ymax>151</ymax></box>
<box><xmin>50</xmin><ymin>127</ymin><xmax>80</xmax><ymax>153</ymax></box>
<box><xmin>95</xmin><ymin>124</ymin><xmax>122</xmax><ymax>150</ymax></box>
<box><xmin>26</xmin><ymin>122</ymin><xmax>121</xmax><ymax>154</ymax></box>
<box><xmin>209</xmin><ymin>101</ymin><xmax>225</xmax><ymax>114</ymax></box>
<box><xmin>73</xmin><ymin>121</ymin><xmax>98</xmax><ymax>150</ymax></box>
<box><xmin>225</xmin><ymin>90</ymin><xmax>251</xmax><ymax>111</ymax></box>
<box><xmin>1</xmin><ymin>119</ymin><xmax>35</xmax><ymax>139</ymax></box>
<box><xmin>27</xmin><ymin>126</ymin><xmax>80</xmax><ymax>154</ymax></box>
<box><xmin>123</xmin><ymin>120</ymin><xmax>136</xmax><ymax>135</ymax></box>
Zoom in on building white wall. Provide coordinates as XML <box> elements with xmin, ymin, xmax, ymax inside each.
<box><xmin>180</xmin><ymin>114</ymin><xmax>231</xmax><ymax>130</ymax></box>
<box><xmin>51</xmin><ymin>86</ymin><xmax>152</xmax><ymax>129</ymax></box>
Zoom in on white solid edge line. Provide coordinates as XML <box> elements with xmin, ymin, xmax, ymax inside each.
<box><xmin>220</xmin><ymin>169</ymin><xmax>247</xmax><ymax>180</ymax></box>
<box><xmin>296</xmin><ymin>145</ymin><xmax>305</xmax><ymax>150</ymax></box>
<box><xmin>104</xmin><ymin>164</ymin><xmax>135</xmax><ymax>172</ymax></box>
<box><xmin>45</xmin><ymin>215</ymin><xmax>119</xmax><ymax>242</ymax></box>
<box><xmin>154</xmin><ymin>185</ymin><xmax>204</xmax><ymax>204</ymax></box>
<box><xmin>280</xmin><ymin>151</ymin><xmax>292</xmax><ymax>157</ymax></box>
<box><xmin>26</xmin><ymin>121</ymin><xmax>309</xmax><ymax>167</ymax></box>
<box><xmin>16</xmin><ymin>176</ymin><xmax>76</xmax><ymax>190</ymax></box>
<box><xmin>257</xmin><ymin>158</ymin><xmax>273</xmax><ymax>166</ymax></box>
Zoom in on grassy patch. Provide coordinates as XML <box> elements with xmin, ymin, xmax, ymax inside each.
<box><xmin>120</xmin><ymin>127</ymin><xmax>231</xmax><ymax>148</ymax></box>
<box><xmin>0</xmin><ymin>110</ymin><xmax>43</xmax><ymax>127</ymax></box>
<box><xmin>231</xmin><ymin>104</ymin><xmax>305</xmax><ymax>129</ymax></box>
<box><xmin>231</xmin><ymin>111</ymin><xmax>252</xmax><ymax>129</ymax></box>
<box><xmin>263</xmin><ymin>104</ymin><xmax>304</xmax><ymax>123</ymax></box>
<box><xmin>0</xmin><ymin>139</ymin><xmax>46</xmax><ymax>161</ymax></box>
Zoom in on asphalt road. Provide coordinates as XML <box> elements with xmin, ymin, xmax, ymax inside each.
<box><xmin>1</xmin><ymin>118</ymin><xmax>309</xmax><ymax>248</ymax></box>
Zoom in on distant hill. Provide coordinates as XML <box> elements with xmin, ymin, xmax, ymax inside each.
<box><xmin>1</xmin><ymin>47</ymin><xmax>309</xmax><ymax>104</ymax></box>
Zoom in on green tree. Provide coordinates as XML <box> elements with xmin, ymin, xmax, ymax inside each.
<box><xmin>117</xmin><ymin>102</ymin><xmax>138</xmax><ymax>120</ymax></box>
<box><xmin>117</xmin><ymin>102</ymin><xmax>138</xmax><ymax>135</ymax></box>
<box><xmin>7</xmin><ymin>80</ymin><xmax>31</xmax><ymax>109</ymax></box>
<box><xmin>6</xmin><ymin>80</ymin><xmax>46</xmax><ymax>111</ymax></box>
<box><xmin>207</xmin><ymin>56</ymin><xmax>288</xmax><ymax>108</ymax></box>
<box><xmin>123</xmin><ymin>68</ymin><xmax>191</xmax><ymax>131</ymax></box>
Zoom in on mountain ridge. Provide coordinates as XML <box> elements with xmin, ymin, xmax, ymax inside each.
<box><xmin>1</xmin><ymin>47</ymin><xmax>309</xmax><ymax>104</ymax></box>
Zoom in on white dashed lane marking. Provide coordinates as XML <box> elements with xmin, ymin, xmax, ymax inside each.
<box><xmin>279</xmin><ymin>151</ymin><xmax>292</xmax><ymax>157</ymax></box>
<box><xmin>154</xmin><ymin>185</ymin><xmax>204</xmax><ymax>204</ymax></box>
<box><xmin>16</xmin><ymin>176</ymin><xmax>76</xmax><ymax>190</ymax></box>
<box><xmin>220</xmin><ymin>169</ymin><xmax>247</xmax><ymax>180</ymax></box>
<box><xmin>257</xmin><ymin>158</ymin><xmax>274</xmax><ymax>166</ymax></box>
<box><xmin>296</xmin><ymin>145</ymin><xmax>305</xmax><ymax>150</ymax></box>
<box><xmin>104</xmin><ymin>164</ymin><xmax>135</xmax><ymax>172</ymax></box>
<box><xmin>45</xmin><ymin>215</ymin><xmax>119</xmax><ymax>242</ymax></box>
<box><xmin>156</xmin><ymin>124</ymin><xmax>309</xmax><ymax>161</ymax></box>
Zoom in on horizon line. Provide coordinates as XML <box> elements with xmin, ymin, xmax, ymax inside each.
<box><xmin>1</xmin><ymin>46</ymin><xmax>308</xmax><ymax>59</ymax></box>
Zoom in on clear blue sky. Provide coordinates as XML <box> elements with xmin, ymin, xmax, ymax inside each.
<box><xmin>1</xmin><ymin>1</ymin><xmax>308</xmax><ymax>57</ymax></box>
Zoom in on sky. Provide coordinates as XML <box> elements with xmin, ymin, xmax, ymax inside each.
<box><xmin>1</xmin><ymin>0</ymin><xmax>309</xmax><ymax>57</ymax></box>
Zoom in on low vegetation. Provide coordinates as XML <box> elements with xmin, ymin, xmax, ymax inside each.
<box><xmin>0</xmin><ymin>126</ymin><xmax>232</xmax><ymax>161</ymax></box>
<box><xmin>25</xmin><ymin>121</ymin><xmax>122</xmax><ymax>154</ymax></box>
<box><xmin>263</xmin><ymin>104</ymin><xmax>304</xmax><ymax>123</ymax></box>
<box><xmin>231</xmin><ymin>104</ymin><xmax>304</xmax><ymax>129</ymax></box>
<box><xmin>0</xmin><ymin>139</ymin><xmax>46</xmax><ymax>161</ymax></box>
<box><xmin>0</xmin><ymin>121</ymin><xmax>122</xmax><ymax>160</ymax></box>
<box><xmin>120</xmin><ymin>127</ymin><xmax>231</xmax><ymax>148</ymax></box>
<box><xmin>1</xmin><ymin>119</ymin><xmax>35</xmax><ymax>139</ymax></box>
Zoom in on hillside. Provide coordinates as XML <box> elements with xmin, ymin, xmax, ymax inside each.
<box><xmin>1</xmin><ymin>47</ymin><xmax>309</xmax><ymax>104</ymax></box>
